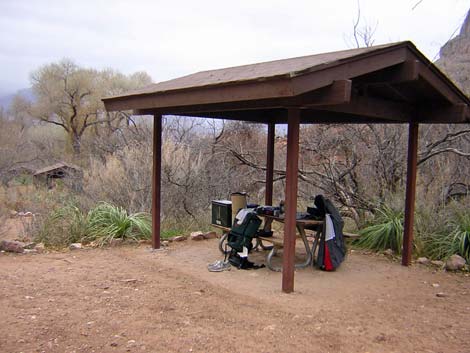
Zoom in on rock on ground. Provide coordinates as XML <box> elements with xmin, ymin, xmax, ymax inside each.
<box><xmin>445</xmin><ymin>254</ymin><xmax>466</xmax><ymax>271</ymax></box>
<box><xmin>69</xmin><ymin>243</ymin><xmax>83</xmax><ymax>250</ymax></box>
<box><xmin>0</xmin><ymin>240</ymin><xmax>25</xmax><ymax>253</ymax></box>
<box><xmin>190</xmin><ymin>231</ymin><xmax>205</xmax><ymax>241</ymax></box>
<box><xmin>430</xmin><ymin>260</ymin><xmax>444</xmax><ymax>267</ymax></box>
<box><xmin>170</xmin><ymin>235</ymin><xmax>187</xmax><ymax>242</ymax></box>
<box><xmin>203</xmin><ymin>231</ymin><xmax>218</xmax><ymax>239</ymax></box>
<box><xmin>417</xmin><ymin>257</ymin><xmax>430</xmax><ymax>265</ymax></box>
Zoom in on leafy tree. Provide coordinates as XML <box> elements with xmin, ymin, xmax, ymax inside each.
<box><xmin>28</xmin><ymin>59</ymin><xmax>151</xmax><ymax>155</ymax></box>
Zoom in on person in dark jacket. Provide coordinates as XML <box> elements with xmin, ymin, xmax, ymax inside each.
<box><xmin>309</xmin><ymin>195</ymin><xmax>346</xmax><ymax>270</ymax></box>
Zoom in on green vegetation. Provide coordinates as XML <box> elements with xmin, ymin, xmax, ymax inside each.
<box><xmin>354</xmin><ymin>205</ymin><xmax>404</xmax><ymax>254</ymax></box>
<box><xmin>353</xmin><ymin>201</ymin><xmax>470</xmax><ymax>263</ymax></box>
<box><xmin>35</xmin><ymin>202</ymin><xmax>151</xmax><ymax>247</ymax></box>
<box><xmin>85</xmin><ymin>202</ymin><xmax>151</xmax><ymax>246</ymax></box>
<box><xmin>36</xmin><ymin>204</ymin><xmax>88</xmax><ymax>247</ymax></box>
<box><xmin>421</xmin><ymin>206</ymin><xmax>470</xmax><ymax>262</ymax></box>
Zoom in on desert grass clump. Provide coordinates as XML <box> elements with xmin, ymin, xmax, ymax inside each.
<box><xmin>85</xmin><ymin>202</ymin><xmax>151</xmax><ymax>246</ymax></box>
<box><xmin>35</xmin><ymin>203</ymin><xmax>88</xmax><ymax>247</ymax></box>
<box><xmin>353</xmin><ymin>205</ymin><xmax>404</xmax><ymax>254</ymax></box>
<box><xmin>421</xmin><ymin>206</ymin><xmax>470</xmax><ymax>262</ymax></box>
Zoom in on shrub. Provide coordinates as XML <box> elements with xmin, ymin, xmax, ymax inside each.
<box><xmin>35</xmin><ymin>204</ymin><xmax>88</xmax><ymax>247</ymax></box>
<box><xmin>84</xmin><ymin>202</ymin><xmax>151</xmax><ymax>246</ymax></box>
<box><xmin>353</xmin><ymin>205</ymin><xmax>404</xmax><ymax>254</ymax></box>
<box><xmin>421</xmin><ymin>206</ymin><xmax>470</xmax><ymax>262</ymax></box>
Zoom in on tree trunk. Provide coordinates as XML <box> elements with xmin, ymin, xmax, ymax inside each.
<box><xmin>71</xmin><ymin>132</ymin><xmax>81</xmax><ymax>155</ymax></box>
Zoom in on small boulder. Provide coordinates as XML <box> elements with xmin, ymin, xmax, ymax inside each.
<box><xmin>162</xmin><ymin>240</ymin><xmax>169</xmax><ymax>247</ymax></box>
<box><xmin>23</xmin><ymin>249</ymin><xmax>37</xmax><ymax>254</ymax></box>
<box><xmin>170</xmin><ymin>235</ymin><xmax>187</xmax><ymax>242</ymax></box>
<box><xmin>0</xmin><ymin>240</ymin><xmax>25</xmax><ymax>253</ymax></box>
<box><xmin>35</xmin><ymin>243</ymin><xmax>45</xmax><ymax>253</ymax></box>
<box><xmin>190</xmin><ymin>231</ymin><xmax>205</xmax><ymax>241</ymax></box>
<box><xmin>203</xmin><ymin>231</ymin><xmax>218</xmax><ymax>240</ymax></box>
<box><xmin>445</xmin><ymin>254</ymin><xmax>466</xmax><ymax>271</ymax></box>
<box><xmin>9</xmin><ymin>210</ymin><xmax>18</xmax><ymax>218</ymax></box>
<box><xmin>69</xmin><ymin>243</ymin><xmax>83</xmax><ymax>250</ymax></box>
<box><xmin>383</xmin><ymin>249</ymin><xmax>394</xmax><ymax>256</ymax></box>
<box><xmin>430</xmin><ymin>260</ymin><xmax>444</xmax><ymax>267</ymax></box>
<box><xmin>436</xmin><ymin>292</ymin><xmax>447</xmax><ymax>298</ymax></box>
<box><xmin>417</xmin><ymin>257</ymin><xmax>430</xmax><ymax>265</ymax></box>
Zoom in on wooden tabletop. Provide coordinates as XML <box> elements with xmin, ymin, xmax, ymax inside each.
<box><xmin>259</xmin><ymin>214</ymin><xmax>323</xmax><ymax>226</ymax></box>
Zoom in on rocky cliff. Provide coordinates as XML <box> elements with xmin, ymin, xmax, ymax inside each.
<box><xmin>436</xmin><ymin>10</ymin><xmax>470</xmax><ymax>95</ymax></box>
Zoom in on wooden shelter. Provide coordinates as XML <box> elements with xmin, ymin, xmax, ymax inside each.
<box><xmin>103</xmin><ymin>41</ymin><xmax>470</xmax><ymax>293</ymax></box>
<box><xmin>33</xmin><ymin>162</ymin><xmax>83</xmax><ymax>190</ymax></box>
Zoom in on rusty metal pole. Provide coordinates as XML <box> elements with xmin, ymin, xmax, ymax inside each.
<box><xmin>282</xmin><ymin>108</ymin><xmax>300</xmax><ymax>293</ymax></box>
<box><xmin>152</xmin><ymin>114</ymin><xmax>162</xmax><ymax>249</ymax></box>
<box><xmin>265</xmin><ymin>123</ymin><xmax>275</xmax><ymax>206</ymax></box>
<box><xmin>402</xmin><ymin>122</ymin><xmax>419</xmax><ymax>266</ymax></box>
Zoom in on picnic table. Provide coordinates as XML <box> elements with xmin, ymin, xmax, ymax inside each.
<box><xmin>211</xmin><ymin>213</ymin><xmax>324</xmax><ymax>272</ymax></box>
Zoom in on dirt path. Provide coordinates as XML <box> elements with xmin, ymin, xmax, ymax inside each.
<box><xmin>0</xmin><ymin>240</ymin><xmax>469</xmax><ymax>353</ymax></box>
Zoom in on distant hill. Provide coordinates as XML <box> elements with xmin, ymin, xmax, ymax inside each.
<box><xmin>436</xmin><ymin>10</ymin><xmax>470</xmax><ymax>95</ymax></box>
<box><xmin>0</xmin><ymin>87</ymin><xmax>35</xmax><ymax>111</ymax></box>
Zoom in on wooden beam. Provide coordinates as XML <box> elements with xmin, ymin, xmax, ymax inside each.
<box><xmin>294</xmin><ymin>80</ymin><xmax>352</xmax><ymax>107</ymax></box>
<box><xmin>417</xmin><ymin>103</ymin><xmax>468</xmax><ymax>123</ymax></box>
<box><xmin>265</xmin><ymin>123</ymin><xmax>275</xmax><ymax>206</ymax></box>
<box><xmin>354</xmin><ymin>60</ymin><xmax>419</xmax><ymax>86</ymax></box>
<box><xmin>298</xmin><ymin>109</ymin><xmax>399</xmax><ymax>124</ymax></box>
<box><xmin>402</xmin><ymin>122</ymin><xmax>419</xmax><ymax>266</ymax></box>
<box><xmin>417</xmin><ymin>62</ymin><xmax>467</xmax><ymax>104</ymax></box>
<box><xmin>316</xmin><ymin>94</ymin><xmax>413</xmax><ymax>122</ymax></box>
<box><xmin>134</xmin><ymin>80</ymin><xmax>352</xmax><ymax>117</ymax></box>
<box><xmin>104</xmin><ymin>78</ymin><xmax>294</xmax><ymax>112</ymax></box>
<box><xmin>152</xmin><ymin>114</ymin><xmax>162</xmax><ymax>249</ymax></box>
<box><xmin>282</xmin><ymin>108</ymin><xmax>300</xmax><ymax>293</ymax></box>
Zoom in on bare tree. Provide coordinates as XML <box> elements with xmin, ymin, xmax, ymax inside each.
<box><xmin>27</xmin><ymin>59</ymin><xmax>151</xmax><ymax>155</ymax></box>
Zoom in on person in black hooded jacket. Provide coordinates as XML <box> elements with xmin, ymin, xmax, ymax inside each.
<box><xmin>308</xmin><ymin>195</ymin><xmax>347</xmax><ymax>270</ymax></box>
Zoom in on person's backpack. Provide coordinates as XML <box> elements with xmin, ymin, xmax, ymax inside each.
<box><xmin>226</xmin><ymin>210</ymin><xmax>262</xmax><ymax>253</ymax></box>
<box><xmin>310</xmin><ymin>195</ymin><xmax>347</xmax><ymax>271</ymax></box>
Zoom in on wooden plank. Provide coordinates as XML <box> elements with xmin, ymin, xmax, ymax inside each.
<box><xmin>402</xmin><ymin>122</ymin><xmax>419</xmax><ymax>266</ymax></box>
<box><xmin>152</xmin><ymin>114</ymin><xmax>162</xmax><ymax>249</ymax></box>
<box><xmin>314</xmin><ymin>94</ymin><xmax>413</xmax><ymax>122</ymax></box>
<box><xmin>295</xmin><ymin>80</ymin><xmax>352</xmax><ymax>107</ymax></box>
<box><xmin>417</xmin><ymin>103</ymin><xmax>468</xmax><ymax>123</ymax></box>
<box><xmin>343</xmin><ymin>232</ymin><xmax>360</xmax><ymax>238</ymax></box>
<box><xmin>104</xmin><ymin>78</ymin><xmax>294</xmax><ymax>111</ymax></box>
<box><xmin>354</xmin><ymin>60</ymin><xmax>420</xmax><ymax>86</ymax></box>
<box><xmin>282</xmin><ymin>108</ymin><xmax>300</xmax><ymax>293</ymax></box>
<box><xmin>134</xmin><ymin>80</ymin><xmax>351</xmax><ymax>117</ymax></box>
<box><xmin>258</xmin><ymin>236</ymin><xmax>285</xmax><ymax>247</ymax></box>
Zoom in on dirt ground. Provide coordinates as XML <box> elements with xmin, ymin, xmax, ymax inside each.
<box><xmin>1</xmin><ymin>239</ymin><xmax>469</xmax><ymax>353</ymax></box>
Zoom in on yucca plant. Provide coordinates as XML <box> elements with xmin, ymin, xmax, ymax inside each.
<box><xmin>85</xmin><ymin>202</ymin><xmax>151</xmax><ymax>246</ymax></box>
<box><xmin>354</xmin><ymin>205</ymin><xmax>404</xmax><ymax>254</ymax></box>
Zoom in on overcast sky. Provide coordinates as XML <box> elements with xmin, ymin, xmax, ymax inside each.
<box><xmin>0</xmin><ymin>0</ymin><xmax>469</xmax><ymax>96</ymax></box>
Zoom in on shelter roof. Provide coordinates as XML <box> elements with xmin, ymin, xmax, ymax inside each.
<box><xmin>33</xmin><ymin>162</ymin><xmax>81</xmax><ymax>176</ymax></box>
<box><xmin>103</xmin><ymin>41</ymin><xmax>470</xmax><ymax>124</ymax></box>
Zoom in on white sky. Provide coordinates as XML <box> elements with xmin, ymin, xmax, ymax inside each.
<box><xmin>0</xmin><ymin>0</ymin><xmax>469</xmax><ymax>95</ymax></box>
